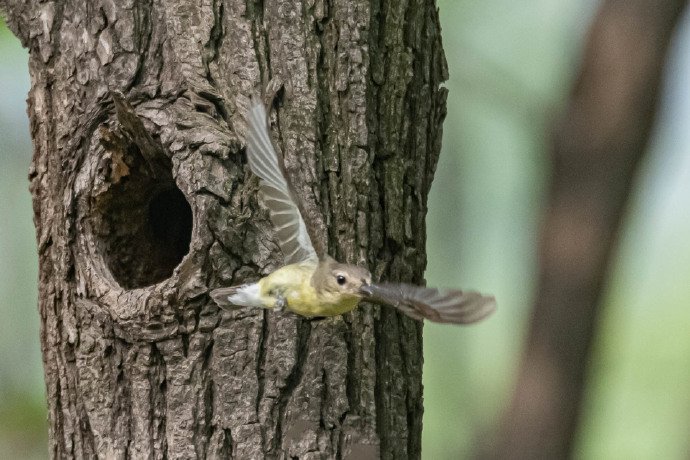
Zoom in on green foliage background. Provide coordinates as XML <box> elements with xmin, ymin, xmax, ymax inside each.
<box><xmin>2</xmin><ymin>3</ymin><xmax>690</xmax><ymax>458</ymax></box>
<box><xmin>0</xmin><ymin>17</ymin><xmax>48</xmax><ymax>460</ymax></box>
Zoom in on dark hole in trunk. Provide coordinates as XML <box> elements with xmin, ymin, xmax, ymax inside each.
<box><xmin>148</xmin><ymin>187</ymin><xmax>193</xmax><ymax>267</ymax></box>
<box><xmin>92</xmin><ymin>137</ymin><xmax>193</xmax><ymax>289</ymax></box>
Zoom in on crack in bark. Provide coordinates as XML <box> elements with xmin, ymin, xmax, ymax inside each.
<box><xmin>223</xmin><ymin>428</ymin><xmax>234</xmax><ymax>458</ymax></box>
<box><xmin>150</xmin><ymin>342</ymin><xmax>168</xmax><ymax>457</ymax></box>
<box><xmin>255</xmin><ymin>309</ymin><xmax>269</xmax><ymax>448</ymax></box>
<box><xmin>247</xmin><ymin>0</ymin><xmax>269</xmax><ymax>89</ymax></box>
<box><xmin>274</xmin><ymin>319</ymin><xmax>312</xmax><ymax>456</ymax></box>
<box><xmin>204</xmin><ymin>0</ymin><xmax>225</xmax><ymax>74</ymax></box>
<box><xmin>124</xmin><ymin>0</ymin><xmax>154</xmax><ymax>92</ymax></box>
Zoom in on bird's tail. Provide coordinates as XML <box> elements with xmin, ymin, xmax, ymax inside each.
<box><xmin>210</xmin><ymin>283</ymin><xmax>262</xmax><ymax>310</ymax></box>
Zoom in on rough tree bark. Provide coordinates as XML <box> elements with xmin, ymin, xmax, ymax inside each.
<box><xmin>0</xmin><ymin>0</ymin><xmax>448</xmax><ymax>458</ymax></box>
<box><xmin>484</xmin><ymin>1</ymin><xmax>689</xmax><ymax>459</ymax></box>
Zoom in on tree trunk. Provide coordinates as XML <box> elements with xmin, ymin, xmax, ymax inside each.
<box><xmin>484</xmin><ymin>0</ymin><xmax>688</xmax><ymax>458</ymax></box>
<box><xmin>1</xmin><ymin>0</ymin><xmax>448</xmax><ymax>458</ymax></box>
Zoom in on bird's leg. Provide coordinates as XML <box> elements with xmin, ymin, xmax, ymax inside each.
<box><xmin>273</xmin><ymin>295</ymin><xmax>287</xmax><ymax>312</ymax></box>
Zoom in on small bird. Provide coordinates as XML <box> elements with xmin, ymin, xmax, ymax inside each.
<box><xmin>210</xmin><ymin>98</ymin><xmax>496</xmax><ymax>324</ymax></box>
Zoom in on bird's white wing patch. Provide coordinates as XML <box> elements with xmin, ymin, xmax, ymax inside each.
<box><xmin>246</xmin><ymin>100</ymin><xmax>317</xmax><ymax>264</ymax></box>
<box><xmin>210</xmin><ymin>283</ymin><xmax>263</xmax><ymax>309</ymax></box>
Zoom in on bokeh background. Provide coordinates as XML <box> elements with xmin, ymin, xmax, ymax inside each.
<box><xmin>2</xmin><ymin>1</ymin><xmax>690</xmax><ymax>458</ymax></box>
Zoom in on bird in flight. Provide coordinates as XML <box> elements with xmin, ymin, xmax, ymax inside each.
<box><xmin>210</xmin><ymin>98</ymin><xmax>496</xmax><ymax>324</ymax></box>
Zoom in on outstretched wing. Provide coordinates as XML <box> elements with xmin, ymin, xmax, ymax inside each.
<box><xmin>245</xmin><ymin>99</ymin><xmax>318</xmax><ymax>264</ymax></box>
<box><xmin>360</xmin><ymin>283</ymin><xmax>496</xmax><ymax>324</ymax></box>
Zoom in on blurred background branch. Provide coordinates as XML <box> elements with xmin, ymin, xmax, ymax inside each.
<box><xmin>482</xmin><ymin>0</ymin><xmax>689</xmax><ymax>458</ymax></box>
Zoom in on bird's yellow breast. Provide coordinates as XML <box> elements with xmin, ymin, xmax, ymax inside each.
<box><xmin>258</xmin><ymin>261</ymin><xmax>360</xmax><ymax>317</ymax></box>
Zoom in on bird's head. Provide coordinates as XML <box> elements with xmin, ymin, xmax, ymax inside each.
<box><xmin>313</xmin><ymin>256</ymin><xmax>372</xmax><ymax>298</ymax></box>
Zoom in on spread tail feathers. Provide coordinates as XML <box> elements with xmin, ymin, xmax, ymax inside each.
<box><xmin>210</xmin><ymin>283</ymin><xmax>262</xmax><ymax>309</ymax></box>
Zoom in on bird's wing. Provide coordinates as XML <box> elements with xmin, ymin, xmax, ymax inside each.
<box><xmin>245</xmin><ymin>99</ymin><xmax>318</xmax><ymax>264</ymax></box>
<box><xmin>360</xmin><ymin>283</ymin><xmax>496</xmax><ymax>324</ymax></box>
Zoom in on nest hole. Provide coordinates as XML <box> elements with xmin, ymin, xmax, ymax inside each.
<box><xmin>93</xmin><ymin>145</ymin><xmax>193</xmax><ymax>289</ymax></box>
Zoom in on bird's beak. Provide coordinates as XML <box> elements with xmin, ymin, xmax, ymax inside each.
<box><xmin>359</xmin><ymin>284</ymin><xmax>373</xmax><ymax>296</ymax></box>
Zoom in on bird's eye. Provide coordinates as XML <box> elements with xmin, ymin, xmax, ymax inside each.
<box><xmin>336</xmin><ymin>275</ymin><xmax>347</xmax><ymax>285</ymax></box>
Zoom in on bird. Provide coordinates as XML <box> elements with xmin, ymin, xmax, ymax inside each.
<box><xmin>210</xmin><ymin>97</ymin><xmax>496</xmax><ymax>325</ymax></box>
